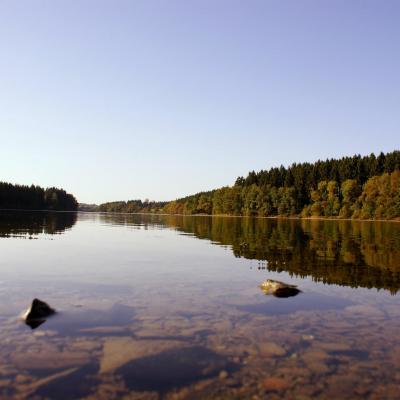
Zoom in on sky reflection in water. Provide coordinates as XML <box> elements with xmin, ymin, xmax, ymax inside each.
<box><xmin>0</xmin><ymin>211</ymin><xmax>399</xmax><ymax>399</ymax></box>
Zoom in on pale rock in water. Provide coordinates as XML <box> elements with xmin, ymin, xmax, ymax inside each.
<box><xmin>260</xmin><ymin>279</ymin><xmax>301</xmax><ymax>298</ymax></box>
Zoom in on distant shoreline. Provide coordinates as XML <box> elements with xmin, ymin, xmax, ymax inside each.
<box><xmin>1</xmin><ymin>208</ymin><xmax>399</xmax><ymax>223</ymax></box>
<box><xmin>80</xmin><ymin>210</ymin><xmax>400</xmax><ymax>223</ymax></box>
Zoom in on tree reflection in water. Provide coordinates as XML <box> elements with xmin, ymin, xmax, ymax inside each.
<box><xmin>100</xmin><ymin>214</ymin><xmax>400</xmax><ymax>294</ymax></box>
<box><xmin>0</xmin><ymin>211</ymin><xmax>77</xmax><ymax>238</ymax></box>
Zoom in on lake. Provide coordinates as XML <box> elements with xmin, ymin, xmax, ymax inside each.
<box><xmin>0</xmin><ymin>211</ymin><xmax>399</xmax><ymax>399</ymax></box>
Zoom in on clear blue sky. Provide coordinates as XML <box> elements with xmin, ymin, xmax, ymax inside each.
<box><xmin>0</xmin><ymin>0</ymin><xmax>399</xmax><ymax>203</ymax></box>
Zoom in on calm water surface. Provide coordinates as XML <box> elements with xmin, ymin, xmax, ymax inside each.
<box><xmin>0</xmin><ymin>211</ymin><xmax>399</xmax><ymax>399</ymax></box>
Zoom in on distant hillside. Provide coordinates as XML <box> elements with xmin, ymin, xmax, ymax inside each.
<box><xmin>163</xmin><ymin>151</ymin><xmax>400</xmax><ymax>220</ymax></box>
<box><xmin>98</xmin><ymin>199</ymin><xmax>167</xmax><ymax>214</ymax></box>
<box><xmin>0</xmin><ymin>182</ymin><xmax>78</xmax><ymax>211</ymax></box>
<box><xmin>78</xmin><ymin>203</ymin><xmax>99</xmax><ymax>212</ymax></box>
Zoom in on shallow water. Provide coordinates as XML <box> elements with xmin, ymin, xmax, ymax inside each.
<box><xmin>0</xmin><ymin>211</ymin><xmax>399</xmax><ymax>399</ymax></box>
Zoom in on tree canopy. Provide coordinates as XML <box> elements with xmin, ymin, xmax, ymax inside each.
<box><xmin>98</xmin><ymin>199</ymin><xmax>167</xmax><ymax>214</ymax></box>
<box><xmin>162</xmin><ymin>151</ymin><xmax>400</xmax><ymax>220</ymax></box>
<box><xmin>0</xmin><ymin>182</ymin><xmax>78</xmax><ymax>211</ymax></box>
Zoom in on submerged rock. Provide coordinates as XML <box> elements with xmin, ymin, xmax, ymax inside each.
<box><xmin>263</xmin><ymin>377</ymin><xmax>289</xmax><ymax>392</ymax></box>
<box><xmin>115</xmin><ymin>346</ymin><xmax>238</xmax><ymax>392</ymax></box>
<box><xmin>260</xmin><ymin>279</ymin><xmax>301</xmax><ymax>298</ymax></box>
<box><xmin>22</xmin><ymin>299</ymin><xmax>56</xmax><ymax>329</ymax></box>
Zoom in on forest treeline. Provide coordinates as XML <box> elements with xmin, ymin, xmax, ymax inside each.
<box><xmin>163</xmin><ymin>151</ymin><xmax>400</xmax><ymax>220</ymax></box>
<box><xmin>98</xmin><ymin>199</ymin><xmax>167</xmax><ymax>213</ymax></box>
<box><xmin>0</xmin><ymin>182</ymin><xmax>78</xmax><ymax>211</ymax></box>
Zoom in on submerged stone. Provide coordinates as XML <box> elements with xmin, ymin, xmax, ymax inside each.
<box><xmin>258</xmin><ymin>342</ymin><xmax>286</xmax><ymax>357</ymax></box>
<box><xmin>260</xmin><ymin>279</ymin><xmax>301</xmax><ymax>298</ymax></box>
<box><xmin>23</xmin><ymin>299</ymin><xmax>56</xmax><ymax>329</ymax></box>
<box><xmin>116</xmin><ymin>346</ymin><xmax>238</xmax><ymax>392</ymax></box>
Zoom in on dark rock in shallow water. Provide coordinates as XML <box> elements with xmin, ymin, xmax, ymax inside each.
<box><xmin>23</xmin><ymin>298</ymin><xmax>56</xmax><ymax>329</ymax></box>
<box><xmin>273</xmin><ymin>287</ymin><xmax>302</xmax><ymax>298</ymax></box>
<box><xmin>260</xmin><ymin>279</ymin><xmax>302</xmax><ymax>298</ymax></box>
<box><xmin>25</xmin><ymin>318</ymin><xmax>47</xmax><ymax>329</ymax></box>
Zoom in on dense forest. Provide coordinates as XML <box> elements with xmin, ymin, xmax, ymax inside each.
<box><xmin>163</xmin><ymin>151</ymin><xmax>400</xmax><ymax>220</ymax></box>
<box><xmin>98</xmin><ymin>199</ymin><xmax>167</xmax><ymax>213</ymax></box>
<box><xmin>0</xmin><ymin>182</ymin><xmax>78</xmax><ymax>211</ymax></box>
